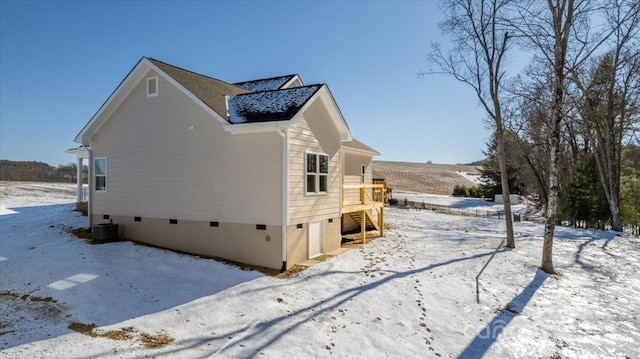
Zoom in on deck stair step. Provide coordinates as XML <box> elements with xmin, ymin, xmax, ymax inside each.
<box><xmin>349</xmin><ymin>211</ymin><xmax>379</xmax><ymax>231</ymax></box>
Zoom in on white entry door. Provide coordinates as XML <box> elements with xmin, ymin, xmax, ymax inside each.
<box><xmin>308</xmin><ymin>221</ymin><xmax>324</xmax><ymax>258</ymax></box>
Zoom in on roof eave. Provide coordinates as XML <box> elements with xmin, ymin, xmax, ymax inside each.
<box><xmin>223</xmin><ymin>120</ymin><xmax>291</xmax><ymax>135</ymax></box>
<box><xmin>343</xmin><ymin>146</ymin><xmax>381</xmax><ymax>157</ymax></box>
<box><xmin>281</xmin><ymin>75</ymin><xmax>303</xmax><ymax>88</ymax></box>
<box><xmin>74</xmin><ymin>57</ymin><xmax>148</xmax><ymax>145</ymax></box>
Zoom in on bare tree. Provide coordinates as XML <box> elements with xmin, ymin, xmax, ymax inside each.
<box><xmin>426</xmin><ymin>0</ymin><xmax>516</xmax><ymax>248</ymax></box>
<box><xmin>574</xmin><ymin>0</ymin><xmax>640</xmax><ymax>231</ymax></box>
<box><xmin>512</xmin><ymin>0</ymin><xmax>613</xmax><ymax>274</ymax></box>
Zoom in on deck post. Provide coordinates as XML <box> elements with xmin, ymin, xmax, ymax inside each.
<box><xmin>361</xmin><ymin>210</ymin><xmax>366</xmax><ymax>244</ymax></box>
<box><xmin>379</xmin><ymin>207</ymin><xmax>384</xmax><ymax>237</ymax></box>
<box><xmin>360</xmin><ymin>187</ymin><xmax>366</xmax><ymax>243</ymax></box>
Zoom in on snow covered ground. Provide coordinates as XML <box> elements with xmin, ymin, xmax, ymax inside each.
<box><xmin>1</xmin><ymin>183</ymin><xmax>638</xmax><ymax>358</ymax></box>
<box><xmin>391</xmin><ymin>190</ymin><xmax>534</xmax><ymax>217</ymax></box>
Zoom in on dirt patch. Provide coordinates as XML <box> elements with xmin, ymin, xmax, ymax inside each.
<box><xmin>139</xmin><ymin>332</ymin><xmax>174</xmax><ymax>348</ymax></box>
<box><xmin>70</xmin><ymin>227</ymin><xmax>92</xmax><ymax>240</ymax></box>
<box><xmin>275</xmin><ymin>265</ymin><xmax>307</xmax><ymax>279</ymax></box>
<box><xmin>0</xmin><ymin>292</ymin><xmax>66</xmax><ymax>338</ymax></box>
<box><xmin>100</xmin><ymin>327</ymin><xmax>136</xmax><ymax>341</ymax></box>
<box><xmin>68</xmin><ymin>321</ymin><xmax>173</xmax><ymax>348</ymax></box>
<box><xmin>68</xmin><ymin>321</ymin><xmax>97</xmax><ymax>337</ymax></box>
<box><xmin>0</xmin><ymin>291</ymin><xmax>58</xmax><ymax>305</ymax></box>
<box><xmin>341</xmin><ymin>230</ymin><xmax>382</xmax><ymax>247</ymax></box>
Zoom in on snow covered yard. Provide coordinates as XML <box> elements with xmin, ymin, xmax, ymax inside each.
<box><xmin>1</xmin><ymin>183</ymin><xmax>638</xmax><ymax>358</ymax></box>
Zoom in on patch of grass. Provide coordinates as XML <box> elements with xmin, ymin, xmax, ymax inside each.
<box><xmin>0</xmin><ymin>291</ymin><xmax>57</xmax><ymax>303</ymax></box>
<box><xmin>29</xmin><ymin>296</ymin><xmax>56</xmax><ymax>303</ymax></box>
<box><xmin>100</xmin><ymin>327</ymin><xmax>136</xmax><ymax>341</ymax></box>
<box><xmin>139</xmin><ymin>332</ymin><xmax>174</xmax><ymax>348</ymax></box>
<box><xmin>68</xmin><ymin>321</ymin><xmax>174</xmax><ymax>348</ymax></box>
<box><xmin>275</xmin><ymin>265</ymin><xmax>307</xmax><ymax>279</ymax></box>
<box><xmin>0</xmin><ymin>291</ymin><xmax>20</xmax><ymax>299</ymax></box>
<box><xmin>71</xmin><ymin>227</ymin><xmax>92</xmax><ymax>240</ymax></box>
<box><xmin>68</xmin><ymin>321</ymin><xmax>97</xmax><ymax>337</ymax></box>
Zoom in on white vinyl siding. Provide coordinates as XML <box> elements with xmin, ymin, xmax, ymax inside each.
<box><xmin>288</xmin><ymin>99</ymin><xmax>341</xmax><ymax>224</ymax></box>
<box><xmin>343</xmin><ymin>153</ymin><xmax>374</xmax><ymax>204</ymax></box>
<box><xmin>90</xmin><ymin>70</ymin><xmax>283</xmax><ymax>224</ymax></box>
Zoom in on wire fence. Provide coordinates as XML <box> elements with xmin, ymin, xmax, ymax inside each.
<box><xmin>393</xmin><ymin>199</ymin><xmax>639</xmax><ymax>236</ymax></box>
<box><xmin>623</xmin><ymin>224</ymin><xmax>640</xmax><ymax>236</ymax></box>
<box><xmin>395</xmin><ymin>200</ymin><xmax>510</xmax><ymax>221</ymax></box>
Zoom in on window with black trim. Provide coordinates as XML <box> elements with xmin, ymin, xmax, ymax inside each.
<box><xmin>306</xmin><ymin>152</ymin><xmax>328</xmax><ymax>194</ymax></box>
<box><xmin>94</xmin><ymin>158</ymin><xmax>107</xmax><ymax>191</ymax></box>
<box><xmin>147</xmin><ymin>76</ymin><xmax>158</xmax><ymax>97</ymax></box>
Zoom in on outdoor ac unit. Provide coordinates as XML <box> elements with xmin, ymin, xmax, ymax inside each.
<box><xmin>93</xmin><ymin>223</ymin><xmax>119</xmax><ymax>242</ymax></box>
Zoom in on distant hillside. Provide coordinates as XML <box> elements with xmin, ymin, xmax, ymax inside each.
<box><xmin>0</xmin><ymin>160</ymin><xmax>85</xmax><ymax>183</ymax></box>
<box><xmin>373</xmin><ymin>160</ymin><xmax>481</xmax><ymax>195</ymax></box>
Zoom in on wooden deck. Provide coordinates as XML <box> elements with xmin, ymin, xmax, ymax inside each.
<box><xmin>342</xmin><ymin>184</ymin><xmax>386</xmax><ymax>243</ymax></box>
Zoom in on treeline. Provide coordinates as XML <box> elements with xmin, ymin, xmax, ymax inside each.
<box><xmin>478</xmin><ymin>140</ymin><xmax>640</xmax><ymax>231</ymax></box>
<box><xmin>0</xmin><ymin>160</ymin><xmax>87</xmax><ymax>183</ymax></box>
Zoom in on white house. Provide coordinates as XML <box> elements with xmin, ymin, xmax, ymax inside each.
<box><xmin>71</xmin><ymin>57</ymin><xmax>383</xmax><ymax>270</ymax></box>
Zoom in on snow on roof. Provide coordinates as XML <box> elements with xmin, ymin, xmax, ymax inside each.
<box><xmin>233</xmin><ymin>75</ymin><xmax>297</xmax><ymax>92</ymax></box>
<box><xmin>228</xmin><ymin>85</ymin><xmax>322</xmax><ymax>124</ymax></box>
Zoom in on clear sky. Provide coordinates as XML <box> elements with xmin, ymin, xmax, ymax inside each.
<box><xmin>0</xmin><ymin>0</ymin><xmax>493</xmax><ymax>167</ymax></box>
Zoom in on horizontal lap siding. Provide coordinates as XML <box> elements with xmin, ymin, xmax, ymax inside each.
<box><xmin>288</xmin><ymin>100</ymin><xmax>341</xmax><ymax>224</ymax></box>
<box><xmin>343</xmin><ymin>153</ymin><xmax>374</xmax><ymax>204</ymax></box>
<box><xmin>91</xmin><ymin>70</ymin><xmax>283</xmax><ymax>225</ymax></box>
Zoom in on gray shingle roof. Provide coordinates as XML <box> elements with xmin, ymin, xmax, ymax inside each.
<box><xmin>227</xmin><ymin>85</ymin><xmax>322</xmax><ymax>124</ymax></box>
<box><xmin>147</xmin><ymin>58</ymin><xmax>248</xmax><ymax>121</ymax></box>
<box><xmin>233</xmin><ymin>75</ymin><xmax>297</xmax><ymax>92</ymax></box>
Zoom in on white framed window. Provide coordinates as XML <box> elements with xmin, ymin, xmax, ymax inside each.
<box><xmin>306</xmin><ymin>152</ymin><xmax>328</xmax><ymax>194</ymax></box>
<box><xmin>361</xmin><ymin>165</ymin><xmax>366</xmax><ymax>184</ymax></box>
<box><xmin>147</xmin><ymin>76</ymin><xmax>158</xmax><ymax>97</ymax></box>
<box><xmin>94</xmin><ymin>158</ymin><xmax>107</xmax><ymax>191</ymax></box>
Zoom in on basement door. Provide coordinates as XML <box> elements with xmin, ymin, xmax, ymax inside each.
<box><xmin>308</xmin><ymin>220</ymin><xmax>324</xmax><ymax>258</ymax></box>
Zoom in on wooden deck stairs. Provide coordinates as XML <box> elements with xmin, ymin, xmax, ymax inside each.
<box><xmin>342</xmin><ymin>184</ymin><xmax>385</xmax><ymax>244</ymax></box>
<box><xmin>349</xmin><ymin>211</ymin><xmax>379</xmax><ymax>231</ymax></box>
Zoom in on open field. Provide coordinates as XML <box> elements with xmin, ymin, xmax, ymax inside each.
<box><xmin>373</xmin><ymin>160</ymin><xmax>481</xmax><ymax>195</ymax></box>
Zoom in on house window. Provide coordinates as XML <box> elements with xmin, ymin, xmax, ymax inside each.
<box><xmin>94</xmin><ymin>158</ymin><xmax>107</xmax><ymax>191</ymax></box>
<box><xmin>147</xmin><ymin>76</ymin><xmax>158</xmax><ymax>97</ymax></box>
<box><xmin>361</xmin><ymin>165</ymin><xmax>366</xmax><ymax>184</ymax></box>
<box><xmin>306</xmin><ymin>153</ymin><xmax>328</xmax><ymax>194</ymax></box>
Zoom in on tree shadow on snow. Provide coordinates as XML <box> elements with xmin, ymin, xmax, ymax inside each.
<box><xmin>457</xmin><ymin>269</ymin><xmax>549</xmax><ymax>359</ymax></box>
<box><xmin>78</xmin><ymin>248</ymin><xmax>510</xmax><ymax>359</ymax></box>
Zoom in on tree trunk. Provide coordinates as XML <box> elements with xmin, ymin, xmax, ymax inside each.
<box><xmin>496</xmin><ymin>125</ymin><xmax>516</xmax><ymax>248</ymax></box>
<box><xmin>609</xmin><ymin>196</ymin><xmax>623</xmax><ymax>231</ymax></box>
<box><xmin>542</xmin><ymin>129</ymin><xmax>559</xmax><ymax>275</ymax></box>
<box><xmin>540</xmin><ymin>0</ymin><xmax>577</xmax><ymax>275</ymax></box>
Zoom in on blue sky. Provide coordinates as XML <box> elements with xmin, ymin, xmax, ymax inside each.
<box><xmin>0</xmin><ymin>0</ymin><xmax>493</xmax><ymax>166</ymax></box>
